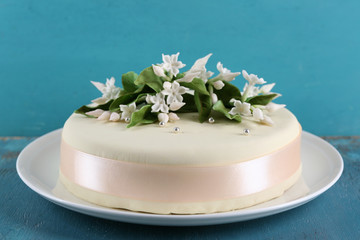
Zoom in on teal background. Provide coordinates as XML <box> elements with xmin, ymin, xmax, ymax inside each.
<box><xmin>0</xmin><ymin>0</ymin><xmax>359</xmax><ymax>136</ymax></box>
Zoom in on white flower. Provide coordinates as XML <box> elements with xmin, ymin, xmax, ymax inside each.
<box><xmin>252</xmin><ymin>108</ymin><xmax>264</xmax><ymax>121</ymax></box>
<box><xmin>97</xmin><ymin>111</ymin><xmax>111</xmax><ymax>121</ymax></box>
<box><xmin>162</xmin><ymin>81</ymin><xmax>188</xmax><ymax>104</ymax></box>
<box><xmin>146</xmin><ymin>93</ymin><xmax>169</xmax><ymax>113</ymax></box>
<box><xmin>160</xmin><ymin>52</ymin><xmax>186</xmax><ymax>77</ymax></box>
<box><xmin>266</xmin><ymin>102</ymin><xmax>286</xmax><ymax>113</ymax></box>
<box><xmin>177</xmin><ymin>54</ymin><xmax>213</xmax><ymax>83</ymax></box>
<box><xmin>252</xmin><ymin>108</ymin><xmax>274</xmax><ymax>125</ymax></box>
<box><xmin>120</xmin><ymin>102</ymin><xmax>137</xmax><ymax>120</ymax></box>
<box><xmin>242</xmin><ymin>83</ymin><xmax>259</xmax><ymax>98</ymax></box>
<box><xmin>158</xmin><ymin>113</ymin><xmax>169</xmax><ymax>123</ymax></box>
<box><xmin>91</xmin><ymin>77</ymin><xmax>121</xmax><ymax>105</ymax></box>
<box><xmin>169</xmin><ymin>102</ymin><xmax>185</xmax><ymax>111</ymax></box>
<box><xmin>260</xmin><ymin>83</ymin><xmax>275</xmax><ymax>94</ymax></box>
<box><xmin>213</xmin><ymin>80</ymin><xmax>225</xmax><ymax>90</ymax></box>
<box><xmin>229</xmin><ymin>100</ymin><xmax>251</xmax><ymax>116</ymax></box>
<box><xmin>241</xmin><ymin>70</ymin><xmax>266</xmax><ymax>102</ymax></box>
<box><xmin>242</xmin><ymin>70</ymin><xmax>266</xmax><ymax>85</ymax></box>
<box><xmin>152</xmin><ymin>64</ymin><xmax>166</xmax><ymax>77</ymax></box>
<box><xmin>198</xmin><ymin>70</ymin><xmax>214</xmax><ymax>82</ymax></box>
<box><xmin>109</xmin><ymin>112</ymin><xmax>121</xmax><ymax>122</ymax></box>
<box><xmin>86</xmin><ymin>109</ymin><xmax>104</xmax><ymax>117</ymax></box>
<box><xmin>214</xmin><ymin>62</ymin><xmax>241</xmax><ymax>82</ymax></box>
<box><xmin>169</xmin><ymin>112</ymin><xmax>180</xmax><ymax>121</ymax></box>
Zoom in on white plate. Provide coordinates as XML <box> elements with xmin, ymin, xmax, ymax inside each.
<box><xmin>16</xmin><ymin>129</ymin><xmax>343</xmax><ymax>226</ymax></box>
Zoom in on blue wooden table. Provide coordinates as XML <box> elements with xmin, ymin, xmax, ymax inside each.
<box><xmin>0</xmin><ymin>136</ymin><xmax>359</xmax><ymax>239</ymax></box>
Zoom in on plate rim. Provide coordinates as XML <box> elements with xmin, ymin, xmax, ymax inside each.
<box><xmin>16</xmin><ymin>129</ymin><xmax>343</xmax><ymax>226</ymax></box>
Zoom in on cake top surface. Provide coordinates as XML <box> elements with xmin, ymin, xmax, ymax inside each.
<box><xmin>62</xmin><ymin>108</ymin><xmax>301</xmax><ymax>166</ymax></box>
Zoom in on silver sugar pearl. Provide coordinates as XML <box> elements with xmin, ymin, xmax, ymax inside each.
<box><xmin>159</xmin><ymin>121</ymin><xmax>165</xmax><ymax>127</ymax></box>
<box><xmin>244</xmin><ymin>129</ymin><xmax>250</xmax><ymax>135</ymax></box>
<box><xmin>174</xmin><ymin>127</ymin><xmax>180</xmax><ymax>133</ymax></box>
<box><xmin>208</xmin><ymin>117</ymin><xmax>215</xmax><ymax>124</ymax></box>
<box><xmin>125</xmin><ymin>117</ymin><xmax>131</xmax><ymax>123</ymax></box>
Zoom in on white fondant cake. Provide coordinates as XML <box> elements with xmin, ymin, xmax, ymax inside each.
<box><xmin>59</xmin><ymin>53</ymin><xmax>302</xmax><ymax>214</ymax></box>
<box><xmin>60</xmin><ymin>109</ymin><xmax>301</xmax><ymax>214</ymax></box>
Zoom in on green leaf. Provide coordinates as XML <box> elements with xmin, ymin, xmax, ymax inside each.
<box><xmin>134</xmin><ymin>93</ymin><xmax>150</xmax><ymax>104</ymax></box>
<box><xmin>74</xmin><ymin>101</ymin><xmax>113</xmax><ymax>115</ymax></box>
<box><xmin>212</xmin><ymin>100</ymin><xmax>242</xmax><ymax>122</ymax></box>
<box><xmin>176</xmin><ymin>93</ymin><xmax>197</xmax><ymax>113</ymax></box>
<box><xmin>109</xmin><ymin>93</ymin><xmax>138</xmax><ymax>111</ymax></box>
<box><xmin>246</xmin><ymin>93</ymin><xmax>278</xmax><ymax>106</ymax></box>
<box><xmin>213</xmin><ymin>81</ymin><xmax>241</xmax><ymax>107</ymax></box>
<box><xmin>134</xmin><ymin>66</ymin><xmax>163</xmax><ymax>93</ymax></box>
<box><xmin>122</xmin><ymin>71</ymin><xmax>139</xmax><ymax>92</ymax></box>
<box><xmin>194</xmin><ymin>92</ymin><xmax>212</xmax><ymax>123</ymax></box>
<box><xmin>180</xmin><ymin>78</ymin><xmax>209</xmax><ymax>96</ymax></box>
<box><xmin>127</xmin><ymin>105</ymin><xmax>157</xmax><ymax>128</ymax></box>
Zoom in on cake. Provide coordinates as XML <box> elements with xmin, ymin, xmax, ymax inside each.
<box><xmin>60</xmin><ymin>53</ymin><xmax>302</xmax><ymax>214</ymax></box>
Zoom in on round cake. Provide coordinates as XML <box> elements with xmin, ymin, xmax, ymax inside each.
<box><xmin>60</xmin><ymin>109</ymin><xmax>301</xmax><ymax>214</ymax></box>
<box><xmin>59</xmin><ymin>53</ymin><xmax>302</xmax><ymax>214</ymax></box>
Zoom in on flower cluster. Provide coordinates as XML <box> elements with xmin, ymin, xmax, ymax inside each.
<box><xmin>76</xmin><ymin>53</ymin><xmax>285</xmax><ymax>128</ymax></box>
<box><xmin>227</xmin><ymin>70</ymin><xmax>285</xmax><ymax>125</ymax></box>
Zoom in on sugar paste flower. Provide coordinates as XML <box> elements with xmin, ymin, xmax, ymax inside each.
<box><xmin>91</xmin><ymin>77</ymin><xmax>121</xmax><ymax>105</ymax></box>
<box><xmin>211</xmin><ymin>62</ymin><xmax>241</xmax><ymax>90</ymax></box>
<box><xmin>152</xmin><ymin>64</ymin><xmax>167</xmax><ymax>78</ymax></box>
<box><xmin>120</xmin><ymin>102</ymin><xmax>137</xmax><ymax>120</ymax></box>
<box><xmin>229</xmin><ymin>100</ymin><xmax>251</xmax><ymax>116</ymax></box>
<box><xmin>177</xmin><ymin>54</ymin><xmax>213</xmax><ymax>83</ymax></box>
<box><xmin>146</xmin><ymin>93</ymin><xmax>169</xmax><ymax>113</ymax></box>
<box><xmin>161</xmin><ymin>81</ymin><xmax>189</xmax><ymax>104</ymax></box>
<box><xmin>160</xmin><ymin>52</ymin><xmax>186</xmax><ymax>77</ymax></box>
<box><xmin>265</xmin><ymin>102</ymin><xmax>286</xmax><ymax>113</ymax></box>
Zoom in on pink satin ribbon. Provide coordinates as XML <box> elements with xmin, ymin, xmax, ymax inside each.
<box><xmin>60</xmin><ymin>135</ymin><xmax>301</xmax><ymax>202</ymax></box>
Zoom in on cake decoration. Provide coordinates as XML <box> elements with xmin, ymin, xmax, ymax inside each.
<box><xmin>75</xmin><ymin>53</ymin><xmax>285</xmax><ymax>127</ymax></box>
<box><xmin>61</xmin><ymin>53</ymin><xmax>302</xmax><ymax>214</ymax></box>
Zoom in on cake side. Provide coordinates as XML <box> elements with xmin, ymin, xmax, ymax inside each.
<box><xmin>59</xmin><ymin>164</ymin><xmax>302</xmax><ymax>214</ymax></box>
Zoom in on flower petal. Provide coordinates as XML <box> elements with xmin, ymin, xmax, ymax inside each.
<box><xmin>97</xmin><ymin>111</ymin><xmax>111</xmax><ymax>121</ymax></box>
<box><xmin>221</xmin><ymin>72</ymin><xmax>241</xmax><ymax>81</ymax></box>
<box><xmin>158</xmin><ymin>113</ymin><xmax>169</xmax><ymax>123</ymax></box>
<box><xmin>260</xmin><ymin>83</ymin><xmax>275</xmax><ymax>94</ymax></box>
<box><xmin>176</xmin><ymin>72</ymin><xmax>199</xmax><ymax>83</ymax></box>
<box><xmin>152</xmin><ymin>64</ymin><xmax>166</xmax><ymax>77</ymax></box>
<box><xmin>163</xmin><ymin>81</ymin><xmax>172</xmax><ymax>91</ymax></box>
<box><xmin>91</xmin><ymin>97</ymin><xmax>108</xmax><ymax>105</ymax></box>
<box><xmin>169</xmin><ymin>102</ymin><xmax>185</xmax><ymax>111</ymax></box>
<box><xmin>261</xmin><ymin>115</ymin><xmax>274</xmax><ymax>125</ymax></box>
<box><xmin>253</xmin><ymin>108</ymin><xmax>264</xmax><ymax>121</ymax></box>
<box><xmin>266</xmin><ymin>102</ymin><xmax>286</xmax><ymax>113</ymax></box>
<box><xmin>109</xmin><ymin>112</ymin><xmax>120</xmax><ymax>121</ymax></box>
<box><xmin>189</xmin><ymin>53</ymin><xmax>212</xmax><ymax>72</ymax></box>
<box><xmin>242</xmin><ymin>70</ymin><xmax>250</xmax><ymax>82</ymax></box>
<box><xmin>217</xmin><ymin>62</ymin><xmax>223</xmax><ymax>72</ymax></box>
<box><xmin>91</xmin><ymin>81</ymin><xmax>105</xmax><ymax>93</ymax></box>
<box><xmin>169</xmin><ymin>112</ymin><xmax>180</xmax><ymax>121</ymax></box>
<box><xmin>86</xmin><ymin>109</ymin><xmax>104</xmax><ymax>117</ymax></box>
<box><xmin>162</xmin><ymin>54</ymin><xmax>171</xmax><ymax>64</ymax></box>
<box><xmin>106</xmin><ymin>77</ymin><xmax>116</xmax><ymax>86</ymax></box>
